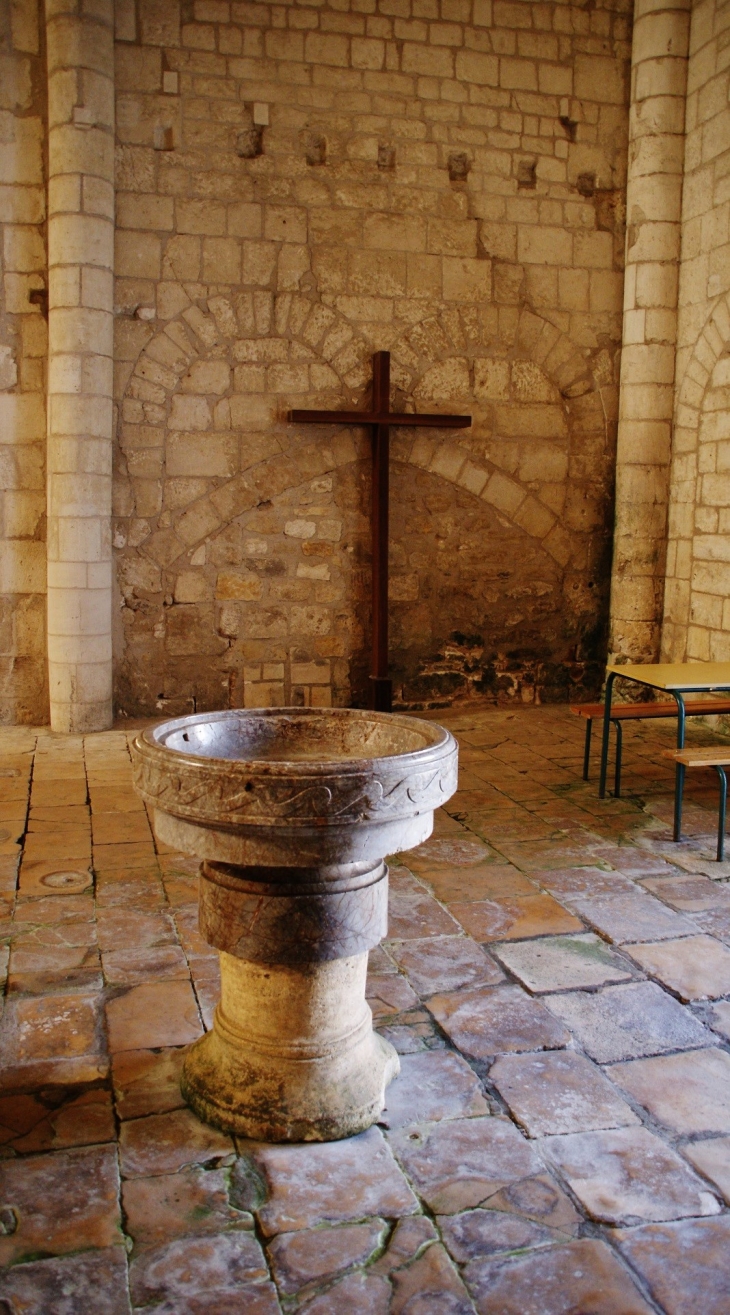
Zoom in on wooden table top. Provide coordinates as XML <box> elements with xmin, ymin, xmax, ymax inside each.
<box><xmin>606</xmin><ymin>662</ymin><xmax>730</xmax><ymax>692</ymax></box>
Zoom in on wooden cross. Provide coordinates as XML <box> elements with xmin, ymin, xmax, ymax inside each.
<box><xmin>288</xmin><ymin>351</ymin><xmax>471</xmax><ymax>712</ymax></box>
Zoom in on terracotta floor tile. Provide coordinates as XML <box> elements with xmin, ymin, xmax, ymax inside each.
<box><xmin>464</xmin><ymin>1237</ymin><xmax>654</xmax><ymax>1315</ymax></box>
<box><xmin>267</xmin><ymin>1219</ymin><xmax>385</xmax><ymax>1295</ymax></box>
<box><xmin>421</xmin><ymin>865</ymin><xmax>537</xmax><ymax>904</ymax></box>
<box><xmin>492</xmin><ymin>933</ymin><xmax>634</xmax><ymax>993</ymax></box>
<box><xmin>0</xmin><ymin>1247</ymin><xmax>131</xmax><ymax>1315</ymax></box>
<box><xmin>681</xmin><ymin>1136</ymin><xmax>730</xmax><ymax>1205</ymax></box>
<box><xmin>450</xmin><ymin>893</ymin><xmax>584</xmax><ymax>941</ymax></box>
<box><xmin>0</xmin><ymin>1145</ymin><xmax>122</xmax><ymax>1265</ymax></box>
<box><xmin>93</xmin><ymin>842</ymin><xmax>158</xmax><ymax>870</ymax></box>
<box><xmin>541</xmin><ymin>1126</ymin><xmax>720</xmax><ymax>1224</ymax></box>
<box><xmin>92</xmin><ymin>812</ymin><xmax>153</xmax><ymax>846</ymax></box>
<box><xmin>386</xmin><ymin>885</ymin><xmax>462</xmax><ymax>941</ymax></box>
<box><xmin>428</xmin><ymin>983</ymin><xmax>570</xmax><ymax>1059</ymax></box>
<box><xmin>122</xmin><ymin>1167</ymin><xmax>254</xmax><ymax>1244</ymax></box>
<box><xmin>708</xmin><ymin>998</ymin><xmax>730</xmax><ymax>1040</ymax></box>
<box><xmin>623</xmin><ymin>933</ymin><xmax>730</xmax><ymax>1001</ymax></box>
<box><xmin>29</xmin><ymin>780</ymin><xmax>87</xmax><ymax>807</ymax></box>
<box><xmin>407</xmin><ymin>837</ymin><xmax>494</xmax><ymax>867</ymax></box>
<box><xmin>295</xmin><ymin>1269</ymin><xmax>391</xmax><ymax>1313</ymax></box>
<box><xmin>490</xmin><ymin>1051</ymin><xmax>639</xmax><ymax>1137</ymax></box>
<box><xmin>13</xmin><ymin>892</ymin><xmax>94</xmax><ymax>924</ymax></box>
<box><xmin>639</xmin><ymin>874</ymin><xmax>730</xmax><ymax>911</ymax></box>
<box><xmin>439</xmin><ymin>1208</ymin><xmax>569</xmax><ymax>1264</ymax></box>
<box><xmin>610</xmin><ymin>1048</ymin><xmax>730</xmax><ymax>1134</ymax></box>
<box><xmin>389</xmin><ymin>1116</ymin><xmax>542</xmax><ymax>1214</ymax></box>
<box><xmin>388</xmin><ymin>935</ymin><xmax>504</xmax><ymax>996</ymax></box>
<box><xmin>97</xmin><ymin>908</ymin><xmax>177</xmax><ymax>951</ymax></box>
<box><xmin>382</xmin><ymin>1050</ymin><xmax>488</xmax><ymax>1130</ymax></box>
<box><xmin>0</xmin><ymin>991</ymin><xmax>107</xmax><ymax>1090</ymax></box>
<box><xmin>251</xmin><ymin>1125</ymin><xmax>418</xmax><ymax>1235</ymax></box>
<box><xmin>17</xmin><ymin>859</ymin><xmax>92</xmax><ymax>898</ymax></box>
<box><xmin>543</xmin><ymin>981</ymin><xmax>712</xmax><ymax>1063</ymax></box>
<box><xmin>112</xmin><ymin>1046</ymin><xmax>187</xmax><ymax>1120</ymax></box>
<box><xmin>389</xmin><ymin>1239</ymin><xmax>476</xmax><ymax>1315</ymax></box>
<box><xmin>365</xmin><ymin>972</ymin><xmax>418</xmax><ymax>1020</ymax></box>
<box><xmin>105</xmin><ymin>980</ymin><xmax>202</xmax><ymax>1052</ymax></box>
<box><xmin>128</xmin><ymin>1233</ymin><xmax>270</xmax><ymax>1308</ymax></box>
<box><xmin>568</xmin><ymin>890</ymin><xmax>698</xmax><ymax>944</ymax></box>
<box><xmin>119</xmin><ymin>1108</ymin><xmax>235</xmax><ymax>1179</ymax></box>
<box><xmin>102</xmin><ymin>943</ymin><xmax>191</xmax><ymax>986</ymax></box>
<box><xmin>0</xmin><ymin>1088</ymin><xmax>114</xmax><ymax>1154</ymax></box>
<box><xmin>616</xmin><ymin>1217</ymin><xmax>730</xmax><ymax>1315</ymax></box>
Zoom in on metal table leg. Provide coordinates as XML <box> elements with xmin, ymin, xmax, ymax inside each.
<box><xmin>716</xmin><ymin>767</ymin><xmax>727</xmax><ymax>862</ymax></box>
<box><xmin>599</xmin><ymin>671</ymin><xmax>616</xmax><ymax>799</ymax></box>
<box><xmin>582</xmin><ymin>719</ymin><xmax>592</xmax><ymax>781</ymax></box>
<box><xmin>672</xmin><ymin>692</ymin><xmax>686</xmax><ymax>842</ymax></box>
<box><xmin>613</xmin><ymin>719</ymin><xmax>623</xmax><ymax>798</ymax></box>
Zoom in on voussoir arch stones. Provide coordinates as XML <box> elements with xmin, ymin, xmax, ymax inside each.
<box><xmin>117</xmin><ymin>291</ymin><xmax>603</xmax><ymax>570</ymax></box>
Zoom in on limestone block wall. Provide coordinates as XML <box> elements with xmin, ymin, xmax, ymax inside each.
<box><xmin>662</xmin><ymin>0</ymin><xmax>730</xmax><ymax>663</ymax></box>
<box><xmin>108</xmin><ymin>0</ymin><xmax>632</xmax><ymax>715</ymax></box>
<box><xmin>0</xmin><ymin>0</ymin><xmax>48</xmax><ymax>724</ymax></box>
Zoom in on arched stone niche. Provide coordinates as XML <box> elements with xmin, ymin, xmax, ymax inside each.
<box><xmin>114</xmin><ymin>292</ymin><xmax>617</xmax><ymax>715</ymax></box>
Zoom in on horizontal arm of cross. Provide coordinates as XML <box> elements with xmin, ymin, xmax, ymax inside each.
<box><xmin>288</xmin><ymin>409</ymin><xmax>471</xmax><ymax>427</ymax></box>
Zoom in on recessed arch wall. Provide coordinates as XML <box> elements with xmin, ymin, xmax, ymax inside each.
<box><xmin>114</xmin><ymin>292</ymin><xmax>618</xmax><ymax>714</ymax></box>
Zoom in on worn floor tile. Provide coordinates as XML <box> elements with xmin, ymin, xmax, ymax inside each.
<box><xmin>112</xmin><ymin>1047</ymin><xmax>187</xmax><ymax>1120</ymax></box>
<box><xmin>389</xmin><ymin>1239</ymin><xmax>476</xmax><ymax>1314</ymax></box>
<box><xmin>490</xmin><ymin>1051</ymin><xmax>639</xmax><ymax>1137</ymax></box>
<box><xmin>128</xmin><ymin>1232</ymin><xmax>270</xmax><ymax>1306</ymax></box>
<box><xmin>428</xmin><ymin>983</ymin><xmax>570</xmax><ymax>1059</ymax></box>
<box><xmin>388</xmin><ymin>1116</ymin><xmax>542</xmax><ymax>1214</ymax></box>
<box><xmin>439</xmin><ymin>1208</ymin><xmax>567</xmax><ymax>1263</ymax></box>
<box><xmin>0</xmin><ymin>991</ymin><xmax>107</xmax><ymax>1090</ymax></box>
<box><xmin>105</xmin><ymin>980</ymin><xmax>203</xmax><ymax>1052</ymax></box>
<box><xmin>450</xmin><ymin>893</ymin><xmax>584</xmax><ymax>941</ymax></box>
<box><xmin>0</xmin><ymin>1247</ymin><xmax>132</xmax><ymax>1315</ymax></box>
<box><xmin>365</xmin><ymin>972</ymin><xmax>419</xmax><ymax>1020</ymax></box>
<box><xmin>567</xmin><ymin>890</ymin><xmax>697</xmax><ymax>943</ymax></box>
<box><xmin>610</xmin><ymin>1049</ymin><xmax>730</xmax><ymax>1134</ymax></box>
<box><xmin>122</xmin><ymin>1167</ymin><xmax>253</xmax><ymax>1244</ymax></box>
<box><xmin>119</xmin><ymin>1108</ymin><xmax>235</xmax><ymax>1179</ymax></box>
<box><xmin>0</xmin><ymin>1087</ymin><xmax>115</xmax><ymax>1153</ymax></box>
<box><xmin>381</xmin><ymin>1050</ymin><xmax>488</xmax><ymax>1129</ymax></box>
<box><xmin>542</xmin><ymin>981</ymin><xmax>711</xmax><ymax>1063</ymax></box>
<box><xmin>387</xmin><ymin>935</ymin><xmax>505</xmax><ymax>996</ymax></box>
<box><xmin>420</xmin><ymin>865</ymin><xmax>538</xmax><ymax>903</ymax></box>
<box><xmin>463</xmin><ymin>1237</ymin><xmax>654</xmax><ymax>1314</ymax></box>
<box><xmin>250</xmin><ymin>1125</ymin><xmax>418</xmax><ymax>1235</ymax></box>
<box><xmin>623</xmin><ymin>934</ymin><xmax>730</xmax><ymax>1001</ymax></box>
<box><xmin>681</xmin><ymin>1136</ymin><xmax>730</xmax><ymax>1205</ymax></box>
<box><xmin>386</xmin><ymin>883</ymin><xmax>462</xmax><ymax>940</ymax></box>
<box><xmin>297</xmin><ymin>1269</ymin><xmax>391</xmax><ymax>1313</ymax></box>
<box><xmin>639</xmin><ymin>874</ymin><xmax>730</xmax><ymax>911</ymax></box>
<box><xmin>492</xmin><ymin>933</ymin><xmax>634</xmax><ymax>993</ymax></box>
<box><xmin>541</xmin><ymin>1126</ymin><xmax>720</xmax><ymax>1224</ymax></box>
<box><xmin>0</xmin><ymin>1145</ymin><xmax>122</xmax><ymax>1265</ymax></box>
<box><xmin>616</xmin><ymin>1217</ymin><xmax>730</xmax><ymax>1315</ymax></box>
<box><xmin>266</xmin><ymin>1219</ymin><xmax>386</xmax><ymax>1295</ymax></box>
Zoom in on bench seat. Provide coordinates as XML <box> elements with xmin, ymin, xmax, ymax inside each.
<box><xmin>570</xmin><ymin>698</ymin><xmax>730</xmax><ymax>797</ymax></box>
<box><xmin>663</xmin><ymin>747</ymin><xmax>730</xmax><ymax>860</ymax></box>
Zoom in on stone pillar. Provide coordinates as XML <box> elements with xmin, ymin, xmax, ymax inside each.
<box><xmin>608</xmin><ymin>0</ymin><xmax>690</xmax><ymax>666</ymax></box>
<box><xmin>45</xmin><ymin>0</ymin><xmax>115</xmax><ymax>731</ymax></box>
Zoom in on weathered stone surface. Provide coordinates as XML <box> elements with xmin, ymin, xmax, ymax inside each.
<box><xmin>119</xmin><ymin>1108</ymin><xmax>235</xmax><ymax>1179</ymax></box>
<box><xmin>640</xmin><ymin>876</ymin><xmax>730</xmax><ymax>912</ymax></box>
<box><xmin>623</xmin><ymin>935</ymin><xmax>730</xmax><ymax>1001</ymax></box>
<box><xmin>610</xmin><ymin>1049</ymin><xmax>730</xmax><ymax>1134</ymax></box>
<box><xmin>543</xmin><ymin>981</ymin><xmax>711</xmax><ymax>1063</ymax></box>
<box><xmin>464</xmin><ymin>1239</ymin><xmax>654</xmax><ymax>1314</ymax></box>
<box><xmin>450</xmin><ymin>893</ymin><xmax>584</xmax><ymax>941</ymax></box>
<box><xmin>428</xmin><ymin>984</ymin><xmax>570</xmax><ymax>1059</ymax></box>
<box><xmin>251</xmin><ymin>1126</ymin><xmax>418</xmax><ymax>1235</ymax></box>
<box><xmin>111</xmin><ymin>1047</ymin><xmax>187</xmax><ymax>1120</ymax></box>
<box><xmin>297</xmin><ymin>1270</ymin><xmax>392</xmax><ymax>1314</ymax></box>
<box><xmin>0</xmin><ymin>1248</ymin><xmax>132</xmax><ymax>1315</ymax></box>
<box><xmin>382</xmin><ymin>1050</ymin><xmax>488</xmax><ymax>1129</ymax></box>
<box><xmin>0</xmin><ymin>1146</ymin><xmax>122</xmax><ymax>1266</ymax></box>
<box><xmin>389</xmin><ymin>1240</ymin><xmax>475</xmax><ymax>1314</ymax></box>
<box><xmin>540</xmin><ymin>1127</ymin><xmax>720</xmax><ymax>1224</ymax></box>
<box><xmin>388</xmin><ymin>935</ymin><xmax>504</xmax><ymax>996</ymax></box>
<box><xmin>616</xmin><ymin>1217</ymin><xmax>730</xmax><ymax>1315</ymax></box>
<box><xmin>388</xmin><ymin>1116</ymin><xmax>542</xmax><ymax>1214</ymax></box>
<box><xmin>708</xmin><ymin>999</ymin><xmax>730</xmax><ymax>1040</ymax></box>
<box><xmin>490</xmin><ymin>1051</ymin><xmax>639</xmax><ymax>1137</ymax></box>
<box><xmin>0</xmin><ymin>991</ymin><xmax>107</xmax><ymax>1090</ymax></box>
<box><xmin>128</xmin><ymin>1232</ymin><xmax>270</xmax><ymax>1306</ymax></box>
<box><xmin>568</xmin><ymin>891</ymin><xmax>697</xmax><ymax>944</ymax></box>
<box><xmin>492</xmin><ymin>935</ymin><xmax>634</xmax><ymax>993</ymax></box>
<box><xmin>105</xmin><ymin>981</ymin><xmax>203</xmax><ymax>1052</ymax></box>
<box><xmin>682</xmin><ymin>1136</ymin><xmax>730</xmax><ymax>1205</ymax></box>
<box><xmin>267</xmin><ymin>1219</ymin><xmax>386</xmax><ymax>1294</ymax></box>
<box><xmin>122</xmin><ymin>1168</ymin><xmax>254</xmax><ymax>1243</ymax></box>
<box><xmin>439</xmin><ymin>1208</ymin><xmax>567</xmax><ymax>1263</ymax></box>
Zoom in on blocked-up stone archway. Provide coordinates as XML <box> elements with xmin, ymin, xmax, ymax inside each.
<box><xmin>114</xmin><ymin>291</ymin><xmax>617</xmax><ymax>715</ymax></box>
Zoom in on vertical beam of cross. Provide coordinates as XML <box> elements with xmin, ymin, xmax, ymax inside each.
<box><xmin>288</xmin><ymin>352</ymin><xmax>471</xmax><ymax>712</ymax></box>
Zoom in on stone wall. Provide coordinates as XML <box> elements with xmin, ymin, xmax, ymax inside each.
<box><xmin>0</xmin><ymin>0</ymin><xmax>47</xmax><ymax>724</ymax></box>
<box><xmin>112</xmin><ymin>0</ymin><xmax>630</xmax><ymax>716</ymax></box>
<box><xmin>662</xmin><ymin>0</ymin><xmax>730</xmax><ymax>665</ymax></box>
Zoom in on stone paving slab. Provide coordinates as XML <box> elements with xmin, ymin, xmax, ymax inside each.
<box><xmin>540</xmin><ymin>1126</ymin><xmax>721</xmax><ymax>1224</ymax></box>
<box><xmin>490</xmin><ymin>1050</ymin><xmax>640</xmax><ymax>1136</ymax></box>
<box><xmin>387</xmin><ymin>934</ymin><xmax>505</xmax><ymax>995</ymax></box>
<box><xmin>0</xmin><ymin>1248</ymin><xmax>132</xmax><ymax>1315</ymax></box>
<box><xmin>566</xmin><ymin>891</ymin><xmax>698</xmax><ymax>943</ymax></box>
<box><xmin>0</xmin><ymin>1145</ymin><xmax>123</xmax><ymax>1266</ymax></box>
<box><xmin>542</xmin><ymin>981</ymin><xmax>712</xmax><ymax>1063</ymax></box>
<box><xmin>388</xmin><ymin>1116</ymin><xmax>543</xmax><ymax>1214</ymax></box>
<box><xmin>381</xmin><ymin>1049</ymin><xmax>489</xmax><ymax>1129</ymax></box>
<box><xmin>610</xmin><ymin>1049</ymin><xmax>730</xmax><ymax>1135</ymax></box>
<box><xmin>463</xmin><ymin>1238</ymin><xmax>655</xmax><ymax>1314</ymax></box>
<box><xmin>492</xmin><ymin>933</ymin><xmax>635</xmax><ymax>993</ymax></box>
<box><xmin>616</xmin><ymin>1217</ymin><xmax>730</xmax><ymax>1315</ymax></box>
<box><xmin>681</xmin><ymin>1136</ymin><xmax>730</xmax><ymax>1205</ymax></box>
<box><xmin>622</xmin><ymin>934</ymin><xmax>730</xmax><ymax>1001</ymax></box>
<box><xmin>427</xmin><ymin>983</ymin><xmax>571</xmax><ymax>1058</ymax></box>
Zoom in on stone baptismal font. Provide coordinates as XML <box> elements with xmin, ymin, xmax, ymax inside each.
<box><xmin>131</xmin><ymin>708</ymin><xmax>457</xmax><ymax>1142</ymax></box>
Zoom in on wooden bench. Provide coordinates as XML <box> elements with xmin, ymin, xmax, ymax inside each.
<box><xmin>664</xmin><ymin>747</ymin><xmax>730</xmax><ymax>860</ymax></box>
<box><xmin>571</xmin><ymin>699</ymin><xmax>730</xmax><ymax>798</ymax></box>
